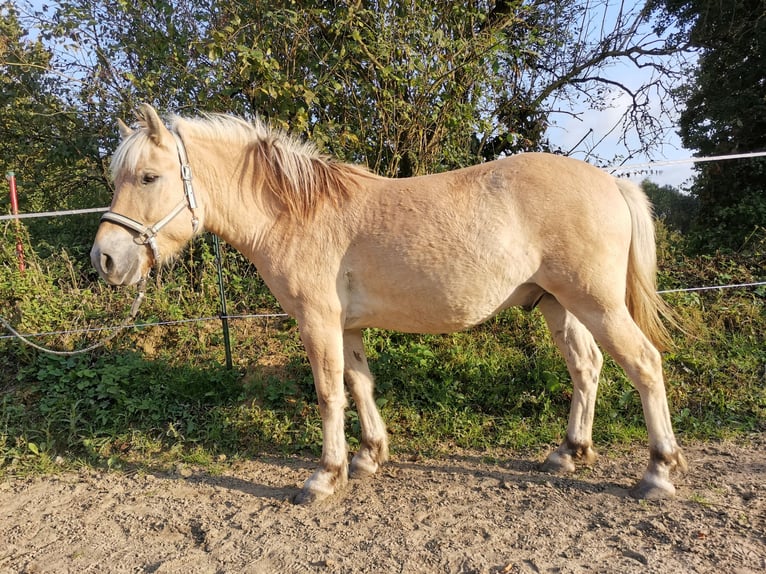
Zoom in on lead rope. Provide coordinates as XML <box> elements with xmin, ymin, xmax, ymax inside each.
<box><xmin>0</xmin><ymin>278</ymin><xmax>147</xmax><ymax>356</ymax></box>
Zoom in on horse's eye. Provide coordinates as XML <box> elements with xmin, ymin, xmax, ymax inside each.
<box><xmin>142</xmin><ymin>174</ymin><xmax>159</xmax><ymax>185</ymax></box>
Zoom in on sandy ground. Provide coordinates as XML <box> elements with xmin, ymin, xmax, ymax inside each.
<box><xmin>1</xmin><ymin>438</ymin><xmax>764</xmax><ymax>574</ymax></box>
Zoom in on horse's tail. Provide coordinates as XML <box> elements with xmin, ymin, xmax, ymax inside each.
<box><xmin>615</xmin><ymin>178</ymin><xmax>679</xmax><ymax>351</ymax></box>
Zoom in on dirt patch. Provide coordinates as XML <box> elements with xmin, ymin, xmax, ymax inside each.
<box><xmin>1</xmin><ymin>438</ymin><xmax>764</xmax><ymax>573</ymax></box>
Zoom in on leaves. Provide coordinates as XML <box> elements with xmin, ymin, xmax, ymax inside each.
<box><xmin>2</xmin><ymin>0</ymin><xmax>693</xmax><ymax>208</ymax></box>
<box><xmin>652</xmin><ymin>0</ymin><xmax>766</xmax><ymax>250</ymax></box>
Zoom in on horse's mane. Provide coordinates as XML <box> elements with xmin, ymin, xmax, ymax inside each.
<box><xmin>112</xmin><ymin>112</ymin><xmax>371</xmax><ymax>220</ymax></box>
<box><xmin>178</xmin><ymin>114</ymin><xmax>371</xmax><ymax>220</ymax></box>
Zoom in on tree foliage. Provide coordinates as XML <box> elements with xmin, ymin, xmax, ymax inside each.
<box><xmin>200</xmin><ymin>1</ymin><xmax>519</xmax><ymax>176</ymax></box>
<box><xmin>3</xmin><ymin>0</ymin><xmax>688</xmax><ymax>206</ymax></box>
<box><xmin>642</xmin><ymin>179</ymin><xmax>698</xmax><ymax>233</ymax></box>
<box><xmin>0</xmin><ymin>2</ymin><xmax>105</xmax><ymax>214</ymax></box>
<box><xmin>651</xmin><ymin>0</ymin><xmax>766</xmax><ymax>250</ymax></box>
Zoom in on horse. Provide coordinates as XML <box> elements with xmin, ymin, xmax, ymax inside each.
<box><xmin>91</xmin><ymin>104</ymin><xmax>687</xmax><ymax>504</ymax></box>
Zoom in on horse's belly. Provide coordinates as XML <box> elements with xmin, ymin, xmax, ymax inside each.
<box><xmin>343</xmin><ymin>277</ymin><xmax>536</xmax><ymax>334</ymax></box>
<box><xmin>339</xmin><ymin>219</ymin><xmax>542</xmax><ymax>333</ymax></box>
<box><xmin>345</xmin><ymin>306</ymin><xmax>492</xmax><ymax>333</ymax></box>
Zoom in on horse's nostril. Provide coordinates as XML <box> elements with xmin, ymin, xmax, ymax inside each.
<box><xmin>100</xmin><ymin>252</ymin><xmax>114</xmax><ymax>275</ymax></box>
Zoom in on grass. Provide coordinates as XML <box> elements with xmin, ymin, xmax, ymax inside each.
<box><xmin>0</xmin><ymin>225</ymin><xmax>764</xmax><ymax>477</ymax></box>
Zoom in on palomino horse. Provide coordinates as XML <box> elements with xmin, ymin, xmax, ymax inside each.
<box><xmin>91</xmin><ymin>104</ymin><xmax>687</xmax><ymax>503</ymax></box>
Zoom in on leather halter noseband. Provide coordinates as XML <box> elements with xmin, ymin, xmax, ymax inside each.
<box><xmin>100</xmin><ymin>131</ymin><xmax>200</xmax><ymax>265</ymax></box>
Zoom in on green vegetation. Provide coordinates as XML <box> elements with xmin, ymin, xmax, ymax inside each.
<box><xmin>1</xmin><ymin>224</ymin><xmax>764</xmax><ymax>477</ymax></box>
<box><xmin>2</xmin><ymin>0</ymin><xmax>686</xmax><ymax>201</ymax></box>
<box><xmin>651</xmin><ymin>0</ymin><xmax>766</xmax><ymax>250</ymax></box>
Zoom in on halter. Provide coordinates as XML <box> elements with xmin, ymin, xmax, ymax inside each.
<box><xmin>100</xmin><ymin>130</ymin><xmax>200</xmax><ymax>266</ymax></box>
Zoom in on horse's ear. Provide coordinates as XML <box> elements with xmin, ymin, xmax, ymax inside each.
<box><xmin>117</xmin><ymin>118</ymin><xmax>133</xmax><ymax>138</ymax></box>
<box><xmin>137</xmin><ymin>103</ymin><xmax>172</xmax><ymax>147</ymax></box>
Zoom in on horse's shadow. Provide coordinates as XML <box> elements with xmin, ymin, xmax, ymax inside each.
<box><xmin>126</xmin><ymin>455</ymin><xmax>313</xmax><ymax>502</ymax></box>
<box><xmin>386</xmin><ymin>452</ymin><xmax>634</xmax><ymax>498</ymax></box>
<box><xmin>134</xmin><ymin>451</ymin><xmax>635</xmax><ymax>504</ymax></box>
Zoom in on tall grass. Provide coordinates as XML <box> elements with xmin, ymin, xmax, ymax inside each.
<box><xmin>1</xmin><ymin>221</ymin><xmax>764</xmax><ymax>476</ymax></box>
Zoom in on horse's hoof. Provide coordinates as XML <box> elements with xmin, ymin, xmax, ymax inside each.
<box><xmin>541</xmin><ymin>442</ymin><xmax>597</xmax><ymax>474</ymax></box>
<box><xmin>349</xmin><ymin>452</ymin><xmax>379</xmax><ymax>479</ymax></box>
<box><xmin>630</xmin><ymin>446</ymin><xmax>686</xmax><ymax>499</ymax></box>
<box><xmin>541</xmin><ymin>451</ymin><xmax>576</xmax><ymax>474</ymax></box>
<box><xmin>672</xmin><ymin>449</ymin><xmax>689</xmax><ymax>474</ymax></box>
<box><xmin>293</xmin><ymin>480</ymin><xmax>337</xmax><ymax>505</ymax></box>
<box><xmin>630</xmin><ymin>476</ymin><xmax>676</xmax><ymax>500</ymax></box>
<box><xmin>293</xmin><ymin>488</ymin><xmax>328</xmax><ymax>505</ymax></box>
<box><xmin>293</xmin><ymin>468</ymin><xmax>345</xmax><ymax>505</ymax></box>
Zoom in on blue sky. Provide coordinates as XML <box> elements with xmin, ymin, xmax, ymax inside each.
<box><xmin>550</xmin><ymin>109</ymin><xmax>695</xmax><ymax>189</ymax></box>
<box><xmin>548</xmin><ymin>82</ymin><xmax>695</xmax><ymax>189</ymax></box>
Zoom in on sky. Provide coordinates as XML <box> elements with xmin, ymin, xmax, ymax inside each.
<box><xmin>550</xmin><ymin>104</ymin><xmax>696</xmax><ymax>189</ymax></box>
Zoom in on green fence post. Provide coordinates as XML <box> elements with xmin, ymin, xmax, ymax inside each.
<box><xmin>212</xmin><ymin>235</ymin><xmax>233</xmax><ymax>369</ymax></box>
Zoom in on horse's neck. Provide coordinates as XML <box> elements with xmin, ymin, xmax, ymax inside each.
<box><xmin>190</xmin><ymin>137</ymin><xmax>276</xmax><ymax>256</ymax></box>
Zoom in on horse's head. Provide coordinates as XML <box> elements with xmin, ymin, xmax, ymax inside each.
<box><xmin>91</xmin><ymin>104</ymin><xmax>200</xmax><ymax>286</ymax></box>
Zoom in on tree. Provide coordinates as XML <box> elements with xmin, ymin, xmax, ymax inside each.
<box><xmin>200</xmin><ymin>1</ymin><xmax>524</xmax><ymax>176</ymax></box>
<box><xmin>485</xmin><ymin>1</ymin><xmax>689</xmax><ymax>164</ymax></box>
<box><xmin>10</xmin><ymin>0</ymin><xmax>689</xmax><ymax>192</ymax></box>
<box><xmin>188</xmin><ymin>0</ymin><xmax>688</xmax><ymax>176</ymax></box>
<box><xmin>650</xmin><ymin>0</ymin><xmax>766</xmax><ymax>250</ymax></box>
<box><xmin>0</xmin><ymin>1</ymin><xmax>101</xmax><ymax>213</ymax></box>
<box><xmin>642</xmin><ymin>179</ymin><xmax>698</xmax><ymax>233</ymax></box>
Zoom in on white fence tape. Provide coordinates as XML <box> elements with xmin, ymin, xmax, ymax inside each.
<box><xmin>608</xmin><ymin>150</ymin><xmax>766</xmax><ymax>173</ymax></box>
<box><xmin>0</xmin><ymin>206</ymin><xmax>108</xmax><ymax>221</ymax></box>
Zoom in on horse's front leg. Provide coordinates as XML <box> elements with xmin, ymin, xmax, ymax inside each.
<box><xmin>343</xmin><ymin>329</ymin><xmax>389</xmax><ymax>478</ymax></box>
<box><xmin>294</xmin><ymin>317</ymin><xmax>348</xmax><ymax>505</ymax></box>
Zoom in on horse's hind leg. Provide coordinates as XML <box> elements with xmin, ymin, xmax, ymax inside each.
<box><xmin>562</xmin><ymin>298</ymin><xmax>687</xmax><ymax>498</ymax></box>
<box><xmin>343</xmin><ymin>329</ymin><xmax>389</xmax><ymax>478</ymax></box>
<box><xmin>537</xmin><ymin>294</ymin><xmax>602</xmax><ymax>473</ymax></box>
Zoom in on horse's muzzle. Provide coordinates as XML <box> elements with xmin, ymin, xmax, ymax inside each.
<box><xmin>90</xmin><ymin>238</ymin><xmax>148</xmax><ymax>286</ymax></box>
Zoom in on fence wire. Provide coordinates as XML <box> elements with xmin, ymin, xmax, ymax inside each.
<box><xmin>2</xmin><ymin>282</ymin><xmax>764</xmax><ymax>343</ymax></box>
<box><xmin>658</xmin><ymin>281</ymin><xmax>766</xmax><ymax>294</ymax></box>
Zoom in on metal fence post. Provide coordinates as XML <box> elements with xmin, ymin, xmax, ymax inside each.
<box><xmin>212</xmin><ymin>235</ymin><xmax>233</xmax><ymax>369</ymax></box>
